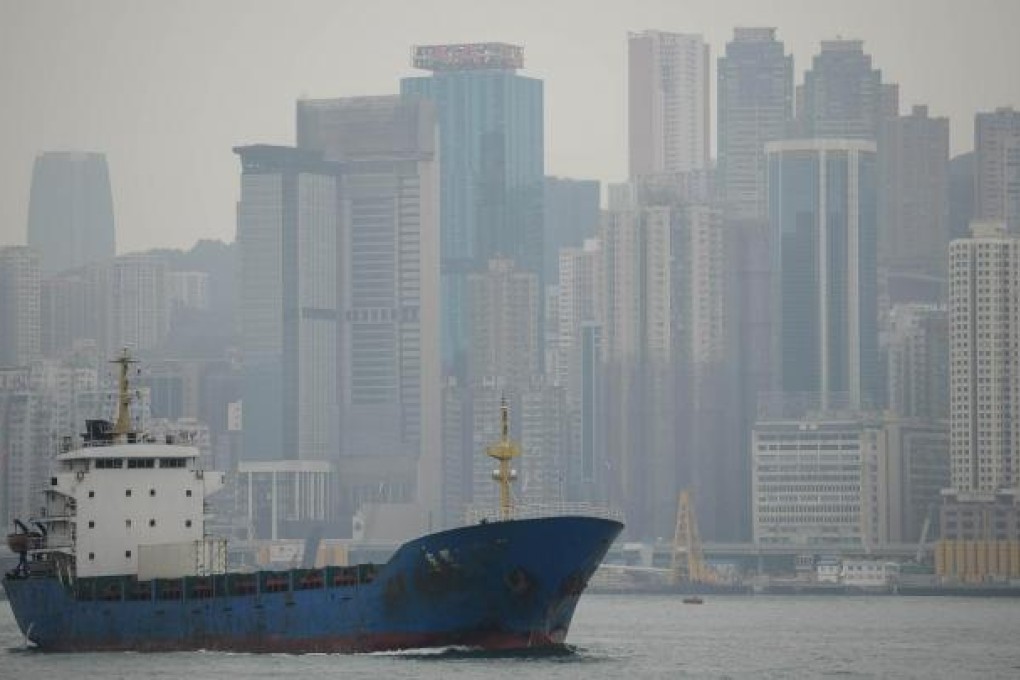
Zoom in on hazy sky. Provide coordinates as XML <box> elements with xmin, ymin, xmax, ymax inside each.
<box><xmin>1</xmin><ymin>0</ymin><xmax>1018</xmax><ymax>254</ymax></box>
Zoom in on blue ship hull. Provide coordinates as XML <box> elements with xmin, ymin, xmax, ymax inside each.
<box><xmin>3</xmin><ymin>516</ymin><xmax>622</xmax><ymax>653</ymax></box>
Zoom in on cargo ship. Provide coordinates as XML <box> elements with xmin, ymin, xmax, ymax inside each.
<box><xmin>3</xmin><ymin>351</ymin><xmax>623</xmax><ymax>652</ymax></box>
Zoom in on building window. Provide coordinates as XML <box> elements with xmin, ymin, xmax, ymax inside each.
<box><xmin>185</xmin><ymin>520</ymin><xmax>192</xmax><ymax>528</ymax></box>
<box><xmin>125</xmin><ymin>489</ymin><xmax>132</xmax><ymax>497</ymax></box>
<box><xmin>186</xmin><ymin>489</ymin><xmax>192</xmax><ymax>497</ymax></box>
<box><xmin>126</xmin><ymin>519</ymin><xmax>132</xmax><ymax>528</ymax></box>
<box><xmin>149</xmin><ymin>519</ymin><xmax>156</xmax><ymax>527</ymax></box>
<box><xmin>125</xmin><ymin>550</ymin><xmax>132</xmax><ymax>559</ymax></box>
<box><xmin>149</xmin><ymin>489</ymin><xmax>156</xmax><ymax>497</ymax></box>
<box><xmin>89</xmin><ymin>490</ymin><xmax>95</xmax><ymax>498</ymax></box>
<box><xmin>88</xmin><ymin>552</ymin><xmax>95</xmax><ymax>561</ymax></box>
<box><xmin>88</xmin><ymin>521</ymin><xmax>95</xmax><ymax>529</ymax></box>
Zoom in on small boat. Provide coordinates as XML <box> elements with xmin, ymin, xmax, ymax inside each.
<box><xmin>682</xmin><ymin>596</ymin><xmax>704</xmax><ymax>604</ymax></box>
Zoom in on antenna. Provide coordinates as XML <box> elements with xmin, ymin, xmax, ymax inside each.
<box><xmin>485</xmin><ymin>394</ymin><xmax>520</xmax><ymax>520</ymax></box>
<box><xmin>110</xmin><ymin>348</ymin><xmax>138</xmax><ymax>442</ymax></box>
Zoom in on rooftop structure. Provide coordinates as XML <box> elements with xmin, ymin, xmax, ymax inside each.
<box><xmin>411</xmin><ymin>43</ymin><xmax>523</xmax><ymax>71</ymax></box>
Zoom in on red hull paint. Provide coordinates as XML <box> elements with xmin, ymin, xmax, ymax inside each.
<box><xmin>43</xmin><ymin>628</ymin><xmax>568</xmax><ymax>654</ymax></box>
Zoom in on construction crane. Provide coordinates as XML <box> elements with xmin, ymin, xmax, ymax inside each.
<box><xmin>670</xmin><ymin>490</ymin><xmax>714</xmax><ymax>586</ymax></box>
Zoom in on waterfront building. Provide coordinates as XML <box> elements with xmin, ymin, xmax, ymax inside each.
<box><xmin>766</xmin><ymin>138</ymin><xmax>880</xmax><ymax>411</ymax></box>
<box><xmin>628</xmin><ymin>30</ymin><xmax>710</xmax><ymax>176</ymax></box>
<box><xmin>752</xmin><ymin>417</ymin><xmax>880</xmax><ymax>546</ymax></box>
<box><xmin>235</xmin><ymin>460</ymin><xmax>333</xmax><ymax>541</ymax></box>
<box><xmin>717</xmin><ymin>27</ymin><xmax>793</xmax><ymax>222</ymax></box>
<box><xmin>27</xmin><ymin>152</ymin><xmax>115</xmax><ymax>276</ymax></box>
<box><xmin>938</xmin><ymin>222</ymin><xmax>1020</xmax><ymax>581</ymax></box>
<box><xmin>0</xmin><ymin>246</ymin><xmax>41</xmax><ymax>366</ymax></box>
<box><xmin>974</xmin><ymin>107</ymin><xmax>1020</xmax><ymax>233</ymax></box>
<box><xmin>401</xmin><ymin>44</ymin><xmax>544</xmax><ymax>375</ymax></box>
<box><xmin>947</xmin><ymin>222</ymin><xmax>1020</xmax><ymax>494</ymax></box>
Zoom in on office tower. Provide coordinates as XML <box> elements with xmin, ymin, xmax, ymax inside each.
<box><xmin>752</xmin><ymin>416</ymin><xmax>882</xmax><ymax>546</ymax></box>
<box><xmin>234</xmin><ymin>145</ymin><xmax>340</xmax><ymax>464</ymax></box>
<box><xmin>766</xmin><ymin>139</ymin><xmax>880</xmax><ymax>411</ymax></box>
<box><xmin>297</xmin><ymin>95</ymin><xmax>442</xmax><ymax>530</ymax></box>
<box><xmin>556</xmin><ymin>239</ymin><xmax>603</xmax><ymax>396</ymax></box>
<box><xmin>878</xmin><ymin>106</ymin><xmax>950</xmax><ymax>277</ymax></box>
<box><xmin>885</xmin><ymin>304</ymin><xmax>949</xmax><ymax>420</ymax></box>
<box><xmin>111</xmin><ymin>254</ymin><xmax>168</xmax><ymax>353</ymax></box>
<box><xmin>27</xmin><ymin>152</ymin><xmax>115</xmax><ymax>276</ymax></box>
<box><xmin>465</xmin><ymin>258</ymin><xmax>540</xmax><ymax>390</ymax></box>
<box><xmin>947</xmin><ymin>222</ymin><xmax>1020</xmax><ymax>494</ymax></box>
<box><xmin>974</xmin><ymin>107</ymin><xmax>1020</xmax><ymax>233</ymax></box>
<box><xmin>628</xmin><ymin>30</ymin><xmax>710</xmax><ymax>177</ymax></box>
<box><xmin>402</xmin><ymin>44</ymin><xmax>544</xmax><ymax>375</ymax></box>
<box><xmin>600</xmin><ymin>206</ymin><xmax>676</xmax><ymax>539</ymax></box>
<box><xmin>717</xmin><ymin>27</ymin><xmax>793</xmax><ymax>222</ymax></box>
<box><xmin>543</xmin><ymin>177</ymin><xmax>600</xmax><ymax>284</ymax></box>
<box><xmin>799</xmin><ymin>39</ymin><xmax>898</xmax><ymax>140</ymax></box>
<box><xmin>0</xmin><ymin>247</ymin><xmax>41</xmax><ymax>366</ymax></box>
<box><xmin>297</xmin><ymin>97</ymin><xmax>439</xmax><ymax>456</ymax></box>
<box><xmin>937</xmin><ymin>222</ymin><xmax>1020</xmax><ymax>580</ymax></box>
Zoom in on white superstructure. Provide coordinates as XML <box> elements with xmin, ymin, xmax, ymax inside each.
<box><xmin>21</xmin><ymin>350</ymin><xmax>226</xmax><ymax>580</ymax></box>
<box><xmin>41</xmin><ymin>443</ymin><xmax>224</xmax><ymax>578</ymax></box>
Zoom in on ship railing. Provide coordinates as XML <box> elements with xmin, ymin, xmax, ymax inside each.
<box><xmin>465</xmin><ymin>502</ymin><xmax>624</xmax><ymax>525</ymax></box>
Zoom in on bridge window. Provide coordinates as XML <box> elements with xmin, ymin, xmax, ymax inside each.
<box><xmin>88</xmin><ymin>521</ymin><xmax>95</xmax><ymax>528</ymax></box>
<box><xmin>95</xmin><ymin>458</ymin><xmax>122</xmax><ymax>469</ymax></box>
<box><xmin>127</xmin><ymin>459</ymin><xmax>155</xmax><ymax>469</ymax></box>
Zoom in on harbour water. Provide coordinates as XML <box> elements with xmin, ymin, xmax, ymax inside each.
<box><xmin>3</xmin><ymin>594</ymin><xmax>1019</xmax><ymax>678</ymax></box>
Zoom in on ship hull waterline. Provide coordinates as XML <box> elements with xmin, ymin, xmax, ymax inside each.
<box><xmin>3</xmin><ymin>516</ymin><xmax>622</xmax><ymax>653</ymax></box>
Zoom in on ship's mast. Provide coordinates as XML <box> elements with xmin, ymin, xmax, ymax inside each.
<box><xmin>111</xmin><ymin>348</ymin><xmax>138</xmax><ymax>443</ymax></box>
<box><xmin>486</xmin><ymin>395</ymin><xmax>520</xmax><ymax>520</ymax></box>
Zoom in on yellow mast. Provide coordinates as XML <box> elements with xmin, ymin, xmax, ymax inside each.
<box><xmin>485</xmin><ymin>396</ymin><xmax>520</xmax><ymax>520</ymax></box>
<box><xmin>111</xmin><ymin>348</ymin><xmax>138</xmax><ymax>442</ymax></box>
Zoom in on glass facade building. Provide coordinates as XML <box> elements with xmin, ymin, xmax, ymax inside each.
<box><xmin>766</xmin><ymin>139</ymin><xmax>879</xmax><ymax>411</ymax></box>
<box><xmin>28</xmin><ymin>152</ymin><xmax>116</xmax><ymax>276</ymax></box>
<box><xmin>401</xmin><ymin>44</ymin><xmax>544</xmax><ymax>375</ymax></box>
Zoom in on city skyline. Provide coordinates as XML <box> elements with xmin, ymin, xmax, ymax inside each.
<box><xmin>2</xmin><ymin>0</ymin><xmax>1020</xmax><ymax>253</ymax></box>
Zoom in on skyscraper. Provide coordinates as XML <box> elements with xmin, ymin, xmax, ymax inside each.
<box><xmin>937</xmin><ymin>222</ymin><xmax>1020</xmax><ymax>581</ymax></box>
<box><xmin>600</xmin><ymin>206</ymin><xmax>676</xmax><ymax>539</ymax></box>
<box><xmin>717</xmin><ymin>27</ymin><xmax>793</xmax><ymax>222</ymax></box>
<box><xmin>799</xmin><ymin>39</ymin><xmax>898</xmax><ymax>141</ymax></box>
<box><xmin>947</xmin><ymin>222</ymin><xmax>1020</xmax><ymax>494</ymax></box>
<box><xmin>628</xmin><ymin>30</ymin><xmax>710</xmax><ymax>177</ymax></box>
<box><xmin>296</xmin><ymin>95</ymin><xmax>441</xmax><ymax>526</ymax></box>
<box><xmin>974</xmin><ymin>107</ymin><xmax>1020</xmax><ymax>233</ymax></box>
<box><xmin>766</xmin><ymin>139</ymin><xmax>879</xmax><ymax>411</ymax></box>
<box><xmin>878</xmin><ymin>105</ymin><xmax>950</xmax><ymax>277</ymax></box>
<box><xmin>401</xmin><ymin>43</ymin><xmax>544</xmax><ymax>375</ymax></box>
<box><xmin>0</xmin><ymin>247</ymin><xmax>41</xmax><ymax>366</ymax></box>
<box><xmin>234</xmin><ymin>145</ymin><xmax>340</xmax><ymax>464</ymax></box>
<box><xmin>27</xmin><ymin>152</ymin><xmax>115</xmax><ymax>276</ymax></box>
